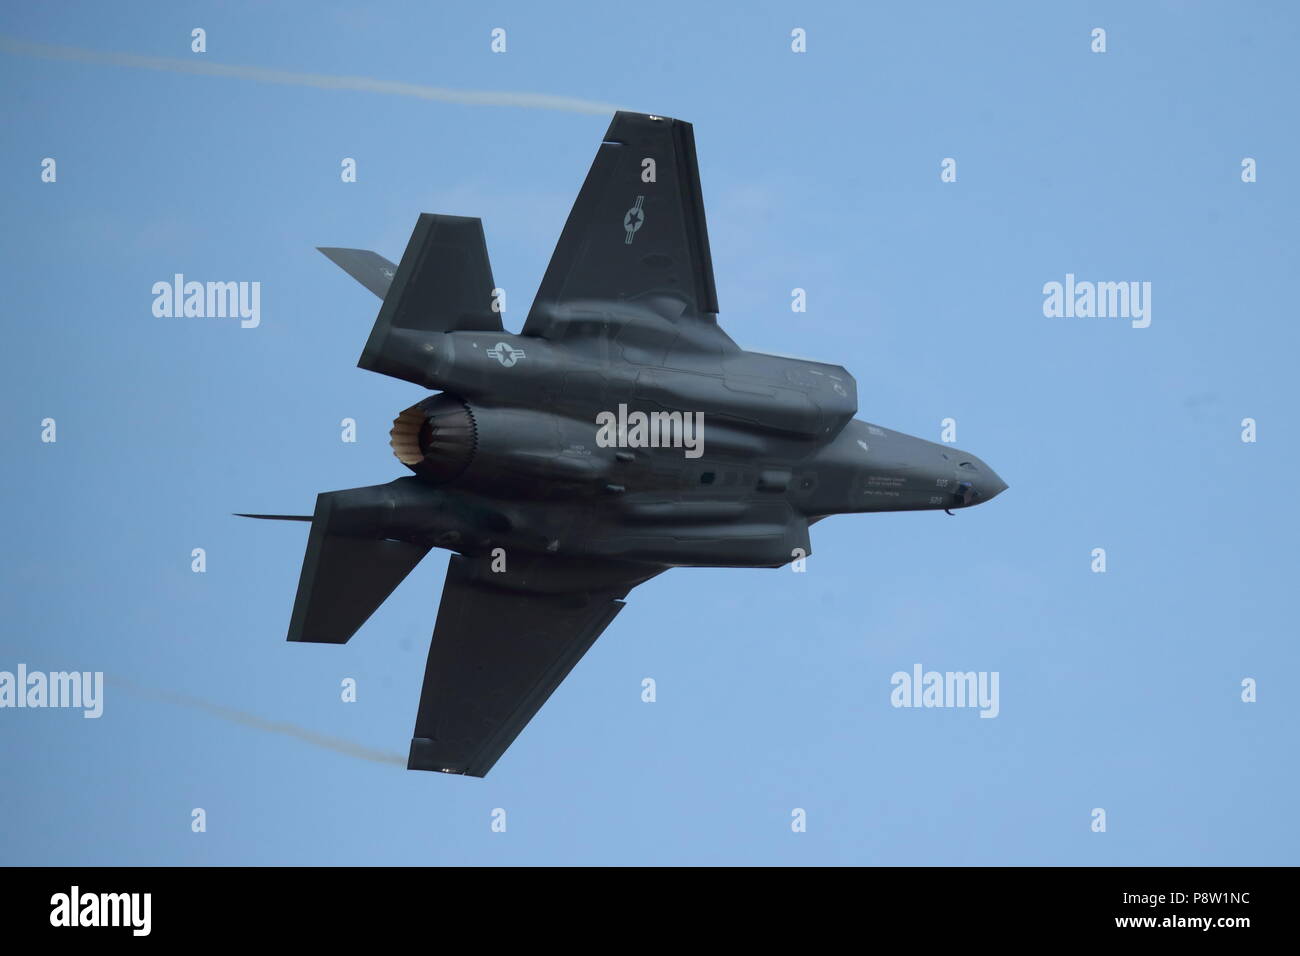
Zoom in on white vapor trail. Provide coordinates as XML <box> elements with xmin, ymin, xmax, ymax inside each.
<box><xmin>0</xmin><ymin>35</ymin><xmax>622</xmax><ymax>115</ymax></box>
<box><xmin>110</xmin><ymin>677</ymin><xmax>407</xmax><ymax>768</ymax></box>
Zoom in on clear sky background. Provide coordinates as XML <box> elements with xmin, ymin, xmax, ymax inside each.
<box><xmin>2</xmin><ymin>1</ymin><xmax>1296</xmax><ymax>866</ymax></box>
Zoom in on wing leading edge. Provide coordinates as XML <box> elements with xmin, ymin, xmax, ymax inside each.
<box><xmin>409</xmin><ymin>553</ymin><xmax>662</xmax><ymax>776</ymax></box>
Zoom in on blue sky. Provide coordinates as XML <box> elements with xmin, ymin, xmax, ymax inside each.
<box><xmin>1</xmin><ymin>0</ymin><xmax>1296</xmax><ymax>865</ymax></box>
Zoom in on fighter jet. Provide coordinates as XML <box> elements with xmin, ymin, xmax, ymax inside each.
<box><xmin>241</xmin><ymin>111</ymin><xmax>1007</xmax><ymax>777</ymax></box>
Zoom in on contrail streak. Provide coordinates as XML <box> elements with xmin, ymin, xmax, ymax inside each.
<box><xmin>110</xmin><ymin>677</ymin><xmax>406</xmax><ymax>767</ymax></box>
<box><xmin>0</xmin><ymin>35</ymin><xmax>622</xmax><ymax>115</ymax></box>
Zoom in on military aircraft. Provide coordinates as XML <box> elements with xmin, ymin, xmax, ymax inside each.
<box><xmin>241</xmin><ymin>111</ymin><xmax>1007</xmax><ymax>777</ymax></box>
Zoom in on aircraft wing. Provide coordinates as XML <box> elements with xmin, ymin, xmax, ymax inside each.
<box><xmin>408</xmin><ymin>553</ymin><xmax>663</xmax><ymax>776</ymax></box>
<box><xmin>522</xmin><ymin>111</ymin><xmax>719</xmax><ymax>337</ymax></box>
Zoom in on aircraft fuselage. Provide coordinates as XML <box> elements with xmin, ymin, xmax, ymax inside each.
<box><xmin>365</xmin><ymin>309</ymin><xmax>1006</xmax><ymax>571</ymax></box>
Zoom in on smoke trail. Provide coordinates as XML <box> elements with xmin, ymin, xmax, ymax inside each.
<box><xmin>110</xmin><ymin>677</ymin><xmax>406</xmax><ymax>767</ymax></box>
<box><xmin>0</xmin><ymin>35</ymin><xmax>622</xmax><ymax>115</ymax></box>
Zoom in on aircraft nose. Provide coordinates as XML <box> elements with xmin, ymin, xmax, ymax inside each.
<box><xmin>985</xmin><ymin>472</ymin><xmax>1008</xmax><ymax>500</ymax></box>
<box><xmin>974</xmin><ymin>456</ymin><xmax>1009</xmax><ymax>504</ymax></box>
<box><xmin>952</xmin><ymin>455</ymin><xmax>1008</xmax><ymax>506</ymax></box>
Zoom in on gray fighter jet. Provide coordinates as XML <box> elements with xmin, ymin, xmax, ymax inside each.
<box><xmin>242</xmin><ymin>111</ymin><xmax>1007</xmax><ymax>777</ymax></box>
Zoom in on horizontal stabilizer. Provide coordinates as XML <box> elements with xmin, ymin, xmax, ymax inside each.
<box><xmin>358</xmin><ymin>214</ymin><xmax>502</xmax><ymax>384</ymax></box>
<box><xmin>317</xmin><ymin>247</ymin><xmax>398</xmax><ymax>299</ymax></box>
<box><xmin>234</xmin><ymin>513</ymin><xmax>312</xmax><ymax>521</ymax></box>
<box><xmin>287</xmin><ymin>488</ymin><xmax>431</xmax><ymax>644</ymax></box>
